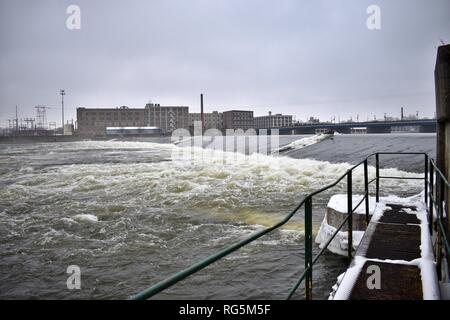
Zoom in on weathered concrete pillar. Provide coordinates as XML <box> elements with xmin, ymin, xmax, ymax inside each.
<box><xmin>434</xmin><ymin>44</ymin><xmax>450</xmax><ymax>246</ymax></box>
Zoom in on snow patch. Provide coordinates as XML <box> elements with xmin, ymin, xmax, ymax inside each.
<box><xmin>277</xmin><ymin>134</ymin><xmax>331</xmax><ymax>153</ymax></box>
<box><xmin>315</xmin><ymin>216</ymin><xmax>364</xmax><ymax>256</ymax></box>
<box><xmin>327</xmin><ymin>194</ymin><xmax>377</xmax><ymax>215</ymax></box>
<box><xmin>332</xmin><ymin>256</ymin><xmax>366</xmax><ymax>300</ymax></box>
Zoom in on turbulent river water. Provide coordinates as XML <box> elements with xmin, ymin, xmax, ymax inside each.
<box><xmin>0</xmin><ymin>133</ymin><xmax>436</xmax><ymax>299</ymax></box>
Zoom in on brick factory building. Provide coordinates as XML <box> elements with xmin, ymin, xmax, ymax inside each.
<box><xmin>77</xmin><ymin>103</ymin><xmax>189</xmax><ymax>136</ymax></box>
<box><xmin>189</xmin><ymin>111</ymin><xmax>223</xmax><ymax>130</ymax></box>
<box><xmin>223</xmin><ymin>110</ymin><xmax>254</xmax><ymax>130</ymax></box>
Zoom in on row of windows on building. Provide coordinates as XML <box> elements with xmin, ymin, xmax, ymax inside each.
<box><xmin>85</xmin><ymin>122</ymin><xmax>145</xmax><ymax>126</ymax></box>
<box><xmin>76</xmin><ymin>107</ymin><xmax>294</xmax><ymax>136</ymax></box>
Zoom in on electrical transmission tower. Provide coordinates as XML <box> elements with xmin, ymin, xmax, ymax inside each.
<box><xmin>35</xmin><ymin>106</ymin><xmax>50</xmax><ymax>129</ymax></box>
<box><xmin>23</xmin><ymin>118</ymin><xmax>35</xmax><ymax>130</ymax></box>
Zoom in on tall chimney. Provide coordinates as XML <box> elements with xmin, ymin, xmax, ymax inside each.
<box><xmin>200</xmin><ymin>93</ymin><xmax>205</xmax><ymax>133</ymax></box>
<box><xmin>401</xmin><ymin>107</ymin><xmax>404</xmax><ymax>121</ymax></box>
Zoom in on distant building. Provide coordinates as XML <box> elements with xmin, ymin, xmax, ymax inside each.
<box><xmin>189</xmin><ymin>111</ymin><xmax>223</xmax><ymax>130</ymax></box>
<box><xmin>223</xmin><ymin>110</ymin><xmax>254</xmax><ymax>130</ymax></box>
<box><xmin>308</xmin><ymin>117</ymin><xmax>320</xmax><ymax>124</ymax></box>
<box><xmin>77</xmin><ymin>103</ymin><xmax>189</xmax><ymax>136</ymax></box>
<box><xmin>77</xmin><ymin>106</ymin><xmax>147</xmax><ymax>136</ymax></box>
<box><xmin>145</xmin><ymin>103</ymin><xmax>189</xmax><ymax>134</ymax></box>
<box><xmin>254</xmin><ymin>112</ymin><xmax>293</xmax><ymax>129</ymax></box>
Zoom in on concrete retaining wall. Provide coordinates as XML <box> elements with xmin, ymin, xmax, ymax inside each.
<box><xmin>326</xmin><ymin>207</ymin><xmax>369</xmax><ymax>232</ymax></box>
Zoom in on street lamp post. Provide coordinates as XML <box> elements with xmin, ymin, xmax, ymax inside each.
<box><xmin>60</xmin><ymin>90</ymin><xmax>65</xmax><ymax>134</ymax></box>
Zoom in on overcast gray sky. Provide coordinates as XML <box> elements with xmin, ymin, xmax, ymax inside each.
<box><xmin>1</xmin><ymin>0</ymin><xmax>449</xmax><ymax>127</ymax></box>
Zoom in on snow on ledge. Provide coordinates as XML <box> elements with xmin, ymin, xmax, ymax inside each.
<box><xmin>327</xmin><ymin>194</ymin><xmax>377</xmax><ymax>215</ymax></box>
<box><xmin>315</xmin><ymin>194</ymin><xmax>376</xmax><ymax>256</ymax></box>
<box><xmin>315</xmin><ymin>216</ymin><xmax>364</xmax><ymax>256</ymax></box>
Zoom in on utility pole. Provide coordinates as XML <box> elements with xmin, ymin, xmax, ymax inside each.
<box><xmin>60</xmin><ymin>89</ymin><xmax>65</xmax><ymax>133</ymax></box>
<box><xmin>15</xmin><ymin>105</ymin><xmax>18</xmax><ymax>131</ymax></box>
<box><xmin>200</xmin><ymin>93</ymin><xmax>205</xmax><ymax>133</ymax></box>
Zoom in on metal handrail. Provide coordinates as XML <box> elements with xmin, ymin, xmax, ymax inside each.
<box><xmin>427</xmin><ymin>157</ymin><xmax>450</xmax><ymax>280</ymax></box>
<box><xmin>131</xmin><ymin>152</ymin><xmax>449</xmax><ymax>300</ymax></box>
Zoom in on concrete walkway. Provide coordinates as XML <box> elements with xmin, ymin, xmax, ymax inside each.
<box><xmin>332</xmin><ymin>195</ymin><xmax>440</xmax><ymax>300</ymax></box>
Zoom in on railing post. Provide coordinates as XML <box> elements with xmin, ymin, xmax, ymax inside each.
<box><xmin>436</xmin><ymin>176</ymin><xmax>444</xmax><ymax>280</ymax></box>
<box><xmin>347</xmin><ymin>171</ymin><xmax>353</xmax><ymax>261</ymax></box>
<box><xmin>425</xmin><ymin>154</ymin><xmax>428</xmax><ymax>206</ymax></box>
<box><xmin>304</xmin><ymin>196</ymin><xmax>313</xmax><ymax>300</ymax></box>
<box><xmin>429</xmin><ymin>160</ymin><xmax>434</xmax><ymax>234</ymax></box>
<box><xmin>438</xmin><ymin>174</ymin><xmax>444</xmax><ymax>221</ymax></box>
<box><xmin>436</xmin><ymin>227</ymin><xmax>442</xmax><ymax>281</ymax></box>
<box><xmin>364</xmin><ymin>159</ymin><xmax>370</xmax><ymax>224</ymax></box>
<box><xmin>375</xmin><ymin>153</ymin><xmax>380</xmax><ymax>202</ymax></box>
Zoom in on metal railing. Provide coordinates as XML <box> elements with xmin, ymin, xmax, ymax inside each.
<box><xmin>427</xmin><ymin>157</ymin><xmax>450</xmax><ymax>280</ymax></box>
<box><xmin>131</xmin><ymin>152</ymin><xmax>449</xmax><ymax>300</ymax></box>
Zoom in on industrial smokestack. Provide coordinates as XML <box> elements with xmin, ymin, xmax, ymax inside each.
<box><xmin>200</xmin><ymin>93</ymin><xmax>204</xmax><ymax>133</ymax></box>
<box><xmin>401</xmin><ymin>107</ymin><xmax>404</xmax><ymax>121</ymax></box>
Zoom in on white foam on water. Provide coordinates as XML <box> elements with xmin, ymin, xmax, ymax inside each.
<box><xmin>61</xmin><ymin>217</ymin><xmax>76</xmax><ymax>224</ymax></box>
<box><xmin>1</xmin><ymin>140</ymin><xmax>424</xmax><ymax>233</ymax></box>
<box><xmin>72</xmin><ymin>214</ymin><xmax>99</xmax><ymax>223</ymax></box>
<box><xmin>54</xmin><ymin>140</ymin><xmax>173</xmax><ymax>151</ymax></box>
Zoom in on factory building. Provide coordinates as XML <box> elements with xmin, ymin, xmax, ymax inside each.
<box><xmin>144</xmin><ymin>103</ymin><xmax>189</xmax><ymax>134</ymax></box>
<box><xmin>189</xmin><ymin>111</ymin><xmax>223</xmax><ymax>130</ymax></box>
<box><xmin>76</xmin><ymin>103</ymin><xmax>189</xmax><ymax>136</ymax></box>
<box><xmin>223</xmin><ymin>110</ymin><xmax>254</xmax><ymax>130</ymax></box>
<box><xmin>254</xmin><ymin>112</ymin><xmax>293</xmax><ymax>129</ymax></box>
<box><xmin>77</xmin><ymin>106</ymin><xmax>147</xmax><ymax>136</ymax></box>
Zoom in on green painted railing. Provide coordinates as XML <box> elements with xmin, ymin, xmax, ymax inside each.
<box><xmin>427</xmin><ymin>157</ymin><xmax>450</xmax><ymax>280</ymax></box>
<box><xmin>131</xmin><ymin>152</ymin><xmax>450</xmax><ymax>300</ymax></box>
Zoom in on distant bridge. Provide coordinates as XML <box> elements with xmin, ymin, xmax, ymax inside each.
<box><xmin>269</xmin><ymin>119</ymin><xmax>437</xmax><ymax>134</ymax></box>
